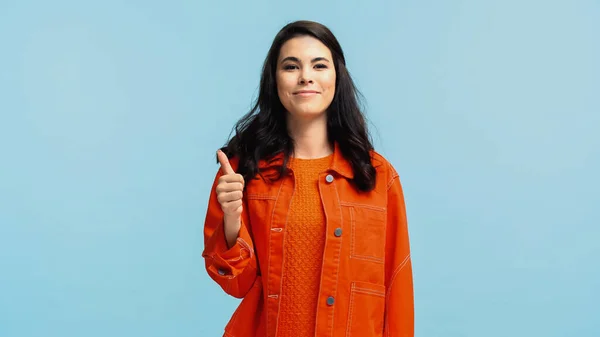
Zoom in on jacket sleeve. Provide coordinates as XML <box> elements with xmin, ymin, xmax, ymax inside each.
<box><xmin>202</xmin><ymin>167</ymin><xmax>258</xmax><ymax>299</ymax></box>
<box><xmin>383</xmin><ymin>164</ymin><xmax>414</xmax><ymax>337</ymax></box>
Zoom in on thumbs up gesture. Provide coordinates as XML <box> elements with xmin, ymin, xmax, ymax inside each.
<box><xmin>216</xmin><ymin>150</ymin><xmax>245</xmax><ymax>219</ymax></box>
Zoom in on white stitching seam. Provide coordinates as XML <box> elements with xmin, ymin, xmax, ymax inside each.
<box><xmin>340</xmin><ymin>201</ymin><xmax>386</xmax><ymax>212</ymax></box>
<box><xmin>387</xmin><ymin>254</ymin><xmax>411</xmax><ymax>294</ymax></box>
<box><xmin>330</xmin><ymin>178</ymin><xmax>344</xmax><ymax>337</ymax></box>
<box><xmin>385</xmin><ymin>254</ymin><xmax>411</xmax><ymax>337</ymax></box>
<box><xmin>247</xmin><ymin>194</ymin><xmax>277</xmax><ymax>200</ymax></box>
<box><xmin>351</xmin><ymin>255</ymin><xmax>385</xmax><ymax>264</ymax></box>
<box><xmin>314</xmin><ymin>173</ymin><xmax>329</xmax><ymax>336</ymax></box>
<box><xmin>348</xmin><ymin>205</ymin><xmax>385</xmax><ymax>263</ymax></box>
<box><xmin>353</xmin><ymin>288</ymin><xmax>385</xmax><ymax>297</ymax></box>
<box><xmin>345</xmin><ymin>283</ymin><xmax>356</xmax><ymax>337</ymax></box>
<box><xmin>349</xmin><ymin>207</ymin><xmax>355</xmax><ymax>260</ymax></box>
<box><xmin>267</xmin><ymin>179</ymin><xmax>285</xmax><ymax>337</ymax></box>
<box><xmin>386</xmin><ymin>172</ymin><xmax>399</xmax><ymax>191</ymax></box>
<box><xmin>237</xmin><ymin>237</ymin><xmax>254</xmax><ymax>258</ymax></box>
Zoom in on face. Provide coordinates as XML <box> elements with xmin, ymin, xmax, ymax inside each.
<box><xmin>276</xmin><ymin>35</ymin><xmax>336</xmax><ymax>121</ymax></box>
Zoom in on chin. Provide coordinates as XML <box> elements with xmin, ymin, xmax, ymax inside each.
<box><xmin>289</xmin><ymin>108</ymin><xmax>327</xmax><ymax>119</ymax></box>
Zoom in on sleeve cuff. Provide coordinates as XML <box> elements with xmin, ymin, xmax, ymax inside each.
<box><xmin>204</xmin><ymin>218</ymin><xmax>254</xmax><ymax>277</ymax></box>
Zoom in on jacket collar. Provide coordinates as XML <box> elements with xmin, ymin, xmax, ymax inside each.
<box><xmin>258</xmin><ymin>142</ymin><xmax>355</xmax><ymax>179</ymax></box>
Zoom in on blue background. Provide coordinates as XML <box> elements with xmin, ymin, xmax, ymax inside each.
<box><xmin>1</xmin><ymin>0</ymin><xmax>598</xmax><ymax>336</ymax></box>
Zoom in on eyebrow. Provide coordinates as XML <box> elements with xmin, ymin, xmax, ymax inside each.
<box><xmin>279</xmin><ymin>56</ymin><xmax>331</xmax><ymax>64</ymax></box>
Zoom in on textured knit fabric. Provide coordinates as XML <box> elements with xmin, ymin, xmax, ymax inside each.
<box><xmin>277</xmin><ymin>154</ymin><xmax>333</xmax><ymax>337</ymax></box>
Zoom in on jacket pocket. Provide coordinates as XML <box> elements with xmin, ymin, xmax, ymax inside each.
<box><xmin>224</xmin><ymin>276</ymin><xmax>264</xmax><ymax>336</ymax></box>
<box><xmin>349</xmin><ymin>205</ymin><xmax>386</xmax><ymax>263</ymax></box>
<box><xmin>345</xmin><ymin>281</ymin><xmax>386</xmax><ymax>337</ymax></box>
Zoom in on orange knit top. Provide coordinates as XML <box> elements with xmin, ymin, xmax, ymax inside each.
<box><xmin>277</xmin><ymin>154</ymin><xmax>333</xmax><ymax>337</ymax></box>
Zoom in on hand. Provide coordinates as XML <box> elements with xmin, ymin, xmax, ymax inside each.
<box><xmin>216</xmin><ymin>150</ymin><xmax>244</xmax><ymax>220</ymax></box>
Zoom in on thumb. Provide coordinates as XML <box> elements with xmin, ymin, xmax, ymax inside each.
<box><xmin>217</xmin><ymin>150</ymin><xmax>235</xmax><ymax>175</ymax></box>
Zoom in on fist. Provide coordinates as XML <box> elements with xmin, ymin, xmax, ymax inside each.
<box><xmin>216</xmin><ymin>150</ymin><xmax>244</xmax><ymax>218</ymax></box>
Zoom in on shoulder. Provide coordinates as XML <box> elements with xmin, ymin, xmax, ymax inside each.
<box><xmin>370</xmin><ymin>149</ymin><xmax>400</xmax><ymax>184</ymax></box>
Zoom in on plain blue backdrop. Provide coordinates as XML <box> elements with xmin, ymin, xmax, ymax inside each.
<box><xmin>1</xmin><ymin>0</ymin><xmax>598</xmax><ymax>336</ymax></box>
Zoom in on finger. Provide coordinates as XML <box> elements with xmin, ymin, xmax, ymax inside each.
<box><xmin>216</xmin><ymin>182</ymin><xmax>244</xmax><ymax>194</ymax></box>
<box><xmin>217</xmin><ymin>150</ymin><xmax>235</xmax><ymax>175</ymax></box>
<box><xmin>218</xmin><ymin>173</ymin><xmax>244</xmax><ymax>185</ymax></box>
<box><xmin>222</xmin><ymin>199</ymin><xmax>243</xmax><ymax>213</ymax></box>
<box><xmin>217</xmin><ymin>190</ymin><xmax>243</xmax><ymax>204</ymax></box>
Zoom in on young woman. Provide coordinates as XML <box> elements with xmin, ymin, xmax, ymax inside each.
<box><xmin>203</xmin><ymin>20</ymin><xmax>413</xmax><ymax>337</ymax></box>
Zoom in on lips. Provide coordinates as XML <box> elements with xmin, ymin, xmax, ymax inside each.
<box><xmin>293</xmin><ymin>90</ymin><xmax>320</xmax><ymax>96</ymax></box>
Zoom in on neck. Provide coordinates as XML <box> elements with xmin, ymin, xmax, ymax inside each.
<box><xmin>287</xmin><ymin>113</ymin><xmax>333</xmax><ymax>159</ymax></box>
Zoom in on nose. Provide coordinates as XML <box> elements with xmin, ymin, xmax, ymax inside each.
<box><xmin>298</xmin><ymin>69</ymin><xmax>313</xmax><ymax>85</ymax></box>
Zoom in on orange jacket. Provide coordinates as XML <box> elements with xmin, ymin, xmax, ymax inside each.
<box><xmin>202</xmin><ymin>143</ymin><xmax>414</xmax><ymax>337</ymax></box>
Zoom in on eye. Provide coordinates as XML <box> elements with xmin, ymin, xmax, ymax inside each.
<box><xmin>283</xmin><ymin>64</ymin><xmax>298</xmax><ymax>70</ymax></box>
<box><xmin>315</xmin><ymin>63</ymin><xmax>328</xmax><ymax>69</ymax></box>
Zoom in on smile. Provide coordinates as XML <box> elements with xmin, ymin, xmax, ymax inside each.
<box><xmin>293</xmin><ymin>91</ymin><xmax>320</xmax><ymax>97</ymax></box>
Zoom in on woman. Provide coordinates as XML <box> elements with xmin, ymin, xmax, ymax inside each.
<box><xmin>202</xmin><ymin>20</ymin><xmax>413</xmax><ymax>337</ymax></box>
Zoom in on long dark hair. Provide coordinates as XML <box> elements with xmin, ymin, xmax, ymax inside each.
<box><xmin>219</xmin><ymin>20</ymin><xmax>376</xmax><ymax>192</ymax></box>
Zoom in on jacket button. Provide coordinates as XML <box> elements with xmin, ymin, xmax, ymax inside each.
<box><xmin>325</xmin><ymin>174</ymin><xmax>334</xmax><ymax>183</ymax></box>
<box><xmin>326</xmin><ymin>296</ymin><xmax>335</xmax><ymax>306</ymax></box>
<box><xmin>334</xmin><ymin>228</ymin><xmax>342</xmax><ymax>237</ymax></box>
